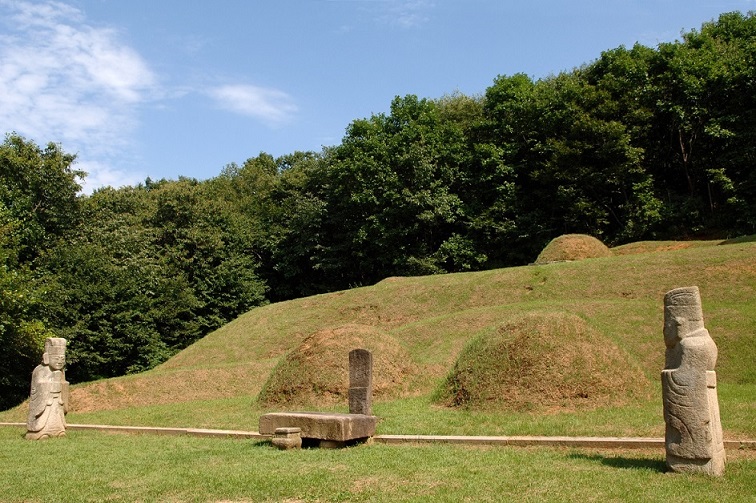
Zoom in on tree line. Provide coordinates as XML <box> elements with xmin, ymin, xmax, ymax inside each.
<box><xmin>2</xmin><ymin>12</ymin><xmax>754</xmax><ymax>409</ymax></box>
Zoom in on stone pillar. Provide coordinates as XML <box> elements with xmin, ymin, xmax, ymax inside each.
<box><xmin>348</xmin><ymin>348</ymin><xmax>373</xmax><ymax>415</ymax></box>
<box><xmin>661</xmin><ymin>286</ymin><xmax>725</xmax><ymax>476</ymax></box>
<box><xmin>26</xmin><ymin>338</ymin><xmax>69</xmax><ymax>440</ymax></box>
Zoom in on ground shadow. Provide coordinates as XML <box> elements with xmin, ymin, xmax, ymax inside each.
<box><xmin>719</xmin><ymin>234</ymin><xmax>756</xmax><ymax>245</ymax></box>
<box><xmin>249</xmin><ymin>439</ymin><xmax>274</xmax><ymax>449</ymax></box>
<box><xmin>568</xmin><ymin>452</ymin><xmax>666</xmax><ymax>472</ymax></box>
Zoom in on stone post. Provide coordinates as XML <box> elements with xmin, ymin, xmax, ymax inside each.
<box><xmin>271</xmin><ymin>427</ymin><xmax>302</xmax><ymax>450</ymax></box>
<box><xmin>661</xmin><ymin>286</ymin><xmax>725</xmax><ymax>476</ymax></box>
<box><xmin>348</xmin><ymin>348</ymin><xmax>373</xmax><ymax>415</ymax></box>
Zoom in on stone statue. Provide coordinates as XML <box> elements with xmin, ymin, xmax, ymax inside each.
<box><xmin>26</xmin><ymin>338</ymin><xmax>69</xmax><ymax>440</ymax></box>
<box><xmin>662</xmin><ymin>286</ymin><xmax>725</xmax><ymax>475</ymax></box>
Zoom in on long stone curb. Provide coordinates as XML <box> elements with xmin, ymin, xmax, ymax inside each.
<box><xmin>0</xmin><ymin>422</ymin><xmax>266</xmax><ymax>439</ymax></box>
<box><xmin>373</xmin><ymin>434</ymin><xmax>666</xmax><ymax>449</ymax></box>
<box><xmin>1</xmin><ymin>423</ymin><xmax>753</xmax><ymax>450</ymax></box>
<box><xmin>373</xmin><ymin>434</ymin><xmax>755</xmax><ymax>450</ymax></box>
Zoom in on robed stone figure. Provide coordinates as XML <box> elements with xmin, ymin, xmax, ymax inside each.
<box><xmin>662</xmin><ymin>286</ymin><xmax>725</xmax><ymax>476</ymax></box>
<box><xmin>26</xmin><ymin>338</ymin><xmax>69</xmax><ymax>440</ymax></box>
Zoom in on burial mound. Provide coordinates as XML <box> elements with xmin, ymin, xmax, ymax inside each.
<box><xmin>258</xmin><ymin>324</ymin><xmax>414</xmax><ymax>407</ymax></box>
<box><xmin>534</xmin><ymin>234</ymin><xmax>612</xmax><ymax>264</ymax></box>
<box><xmin>437</xmin><ymin>312</ymin><xmax>650</xmax><ymax>412</ymax></box>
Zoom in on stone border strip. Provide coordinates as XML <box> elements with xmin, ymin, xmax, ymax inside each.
<box><xmin>67</xmin><ymin>423</ymin><xmax>269</xmax><ymax>439</ymax></box>
<box><xmin>372</xmin><ymin>434</ymin><xmax>666</xmax><ymax>449</ymax></box>
<box><xmin>372</xmin><ymin>435</ymin><xmax>754</xmax><ymax>450</ymax></box>
<box><xmin>1</xmin><ymin>423</ymin><xmax>753</xmax><ymax>449</ymax></box>
<box><xmin>0</xmin><ymin>422</ymin><xmax>266</xmax><ymax>439</ymax></box>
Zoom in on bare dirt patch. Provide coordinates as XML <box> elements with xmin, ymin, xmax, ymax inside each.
<box><xmin>69</xmin><ymin>361</ymin><xmax>273</xmax><ymax>413</ymax></box>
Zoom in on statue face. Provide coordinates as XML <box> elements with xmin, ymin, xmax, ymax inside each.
<box><xmin>48</xmin><ymin>351</ymin><xmax>65</xmax><ymax>371</ymax></box>
<box><xmin>663</xmin><ymin>311</ymin><xmax>683</xmax><ymax>347</ymax></box>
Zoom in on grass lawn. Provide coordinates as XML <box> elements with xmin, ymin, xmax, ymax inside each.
<box><xmin>1</xmin><ymin>428</ymin><xmax>755</xmax><ymax>502</ymax></box>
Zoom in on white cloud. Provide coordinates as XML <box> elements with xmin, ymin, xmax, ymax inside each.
<box><xmin>386</xmin><ymin>0</ymin><xmax>434</xmax><ymax>29</ymax></box>
<box><xmin>76</xmin><ymin>159</ymin><xmax>146</xmax><ymax>195</ymax></box>
<box><xmin>208</xmin><ymin>84</ymin><xmax>298</xmax><ymax>126</ymax></box>
<box><xmin>324</xmin><ymin>0</ymin><xmax>434</xmax><ymax>29</ymax></box>
<box><xmin>358</xmin><ymin>0</ymin><xmax>433</xmax><ymax>29</ymax></box>
<box><xmin>0</xmin><ymin>0</ymin><xmax>155</xmax><ymax>191</ymax></box>
<box><xmin>0</xmin><ymin>1</ymin><xmax>300</xmax><ymax>192</ymax></box>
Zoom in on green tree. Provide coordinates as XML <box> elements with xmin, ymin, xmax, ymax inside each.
<box><xmin>37</xmin><ymin>186</ymin><xmax>200</xmax><ymax>381</ymax></box>
<box><xmin>253</xmin><ymin>152</ymin><xmax>329</xmax><ymax>300</ymax></box>
<box><xmin>0</xmin><ymin>134</ymin><xmax>81</xmax><ymax>408</ymax></box>
<box><xmin>0</xmin><ymin>133</ymin><xmax>84</xmax><ymax>263</ymax></box>
<box><xmin>645</xmin><ymin>11</ymin><xmax>756</xmax><ymax>234</ymax></box>
<box><xmin>0</xmin><ymin>203</ymin><xmax>52</xmax><ymax>409</ymax></box>
<box><xmin>479</xmin><ymin>71</ymin><xmax>661</xmax><ymax>259</ymax></box>
<box><xmin>473</xmin><ymin>73</ymin><xmax>536</xmax><ymax>264</ymax></box>
<box><xmin>313</xmin><ymin>95</ymin><xmax>476</xmax><ymax>289</ymax></box>
<box><xmin>148</xmin><ymin>178</ymin><xmax>268</xmax><ymax>333</ymax></box>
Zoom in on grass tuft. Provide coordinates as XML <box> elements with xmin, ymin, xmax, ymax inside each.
<box><xmin>534</xmin><ymin>233</ymin><xmax>612</xmax><ymax>264</ymax></box>
<box><xmin>257</xmin><ymin>323</ymin><xmax>416</xmax><ymax>408</ymax></box>
<box><xmin>435</xmin><ymin>311</ymin><xmax>651</xmax><ymax>411</ymax></box>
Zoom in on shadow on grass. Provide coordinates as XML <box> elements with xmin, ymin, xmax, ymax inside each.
<box><xmin>249</xmin><ymin>439</ymin><xmax>273</xmax><ymax>449</ymax></box>
<box><xmin>720</xmin><ymin>234</ymin><xmax>756</xmax><ymax>245</ymax></box>
<box><xmin>568</xmin><ymin>452</ymin><xmax>666</xmax><ymax>472</ymax></box>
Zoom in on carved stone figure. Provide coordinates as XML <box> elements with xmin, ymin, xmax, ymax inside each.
<box><xmin>662</xmin><ymin>286</ymin><xmax>725</xmax><ymax>475</ymax></box>
<box><xmin>26</xmin><ymin>338</ymin><xmax>69</xmax><ymax>440</ymax></box>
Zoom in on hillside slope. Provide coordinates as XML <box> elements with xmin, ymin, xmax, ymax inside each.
<box><xmin>1</xmin><ymin>239</ymin><xmax>753</xmax><ymax>436</ymax></box>
<box><xmin>65</xmin><ymin>240</ymin><xmax>754</xmax><ymax>404</ymax></box>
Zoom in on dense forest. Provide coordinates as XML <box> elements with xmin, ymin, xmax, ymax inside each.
<box><xmin>2</xmin><ymin>12</ymin><xmax>754</xmax><ymax>409</ymax></box>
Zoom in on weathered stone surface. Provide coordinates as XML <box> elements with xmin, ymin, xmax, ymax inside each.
<box><xmin>348</xmin><ymin>387</ymin><xmax>372</xmax><ymax>416</ymax></box>
<box><xmin>662</xmin><ymin>286</ymin><xmax>725</xmax><ymax>476</ymax></box>
<box><xmin>259</xmin><ymin>412</ymin><xmax>377</xmax><ymax>442</ymax></box>
<box><xmin>271</xmin><ymin>427</ymin><xmax>302</xmax><ymax>450</ymax></box>
<box><xmin>26</xmin><ymin>338</ymin><xmax>69</xmax><ymax>440</ymax></box>
<box><xmin>349</xmin><ymin>348</ymin><xmax>373</xmax><ymax>388</ymax></box>
<box><xmin>348</xmin><ymin>348</ymin><xmax>373</xmax><ymax>415</ymax></box>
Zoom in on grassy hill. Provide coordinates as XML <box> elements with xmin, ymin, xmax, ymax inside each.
<box><xmin>2</xmin><ymin>238</ymin><xmax>754</xmax><ymax>439</ymax></box>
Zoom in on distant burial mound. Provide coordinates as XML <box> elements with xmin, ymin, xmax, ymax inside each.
<box><xmin>534</xmin><ymin>234</ymin><xmax>612</xmax><ymax>264</ymax></box>
<box><xmin>437</xmin><ymin>312</ymin><xmax>649</xmax><ymax>412</ymax></box>
<box><xmin>258</xmin><ymin>324</ymin><xmax>415</xmax><ymax>407</ymax></box>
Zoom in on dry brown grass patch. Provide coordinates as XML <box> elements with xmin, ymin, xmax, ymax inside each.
<box><xmin>534</xmin><ymin>234</ymin><xmax>612</xmax><ymax>264</ymax></box>
<box><xmin>611</xmin><ymin>240</ymin><xmax>723</xmax><ymax>255</ymax></box>
<box><xmin>257</xmin><ymin>324</ymin><xmax>416</xmax><ymax>408</ymax></box>
<box><xmin>69</xmin><ymin>361</ymin><xmax>274</xmax><ymax>413</ymax></box>
<box><xmin>437</xmin><ymin>312</ymin><xmax>651</xmax><ymax>412</ymax></box>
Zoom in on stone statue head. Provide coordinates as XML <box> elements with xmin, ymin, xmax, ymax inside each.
<box><xmin>42</xmin><ymin>338</ymin><xmax>67</xmax><ymax>371</ymax></box>
<box><xmin>663</xmin><ymin>286</ymin><xmax>704</xmax><ymax>347</ymax></box>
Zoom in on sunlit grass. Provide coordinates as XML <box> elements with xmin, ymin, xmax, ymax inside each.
<box><xmin>0</xmin><ymin>428</ymin><xmax>754</xmax><ymax>503</ymax></box>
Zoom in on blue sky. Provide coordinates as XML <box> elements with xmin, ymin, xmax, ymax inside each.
<box><xmin>1</xmin><ymin>0</ymin><xmax>754</xmax><ymax>192</ymax></box>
